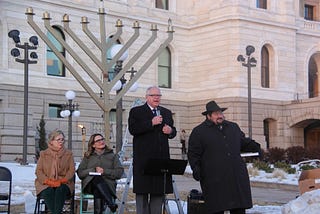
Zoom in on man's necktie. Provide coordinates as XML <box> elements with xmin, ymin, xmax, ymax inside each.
<box><xmin>152</xmin><ymin>108</ymin><xmax>157</xmax><ymax>116</ymax></box>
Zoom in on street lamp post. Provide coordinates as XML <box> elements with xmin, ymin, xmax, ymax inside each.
<box><xmin>8</xmin><ymin>30</ymin><xmax>38</xmax><ymax>165</ymax></box>
<box><xmin>237</xmin><ymin>45</ymin><xmax>257</xmax><ymax>139</ymax></box>
<box><xmin>60</xmin><ymin>90</ymin><xmax>80</xmax><ymax>150</ymax></box>
<box><xmin>110</xmin><ymin>44</ymin><xmax>138</xmax><ymax>153</ymax></box>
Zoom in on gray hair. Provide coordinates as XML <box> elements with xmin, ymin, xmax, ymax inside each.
<box><xmin>146</xmin><ymin>86</ymin><xmax>161</xmax><ymax>95</ymax></box>
<box><xmin>47</xmin><ymin>129</ymin><xmax>65</xmax><ymax>143</ymax></box>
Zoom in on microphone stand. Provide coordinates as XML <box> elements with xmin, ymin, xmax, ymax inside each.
<box><xmin>161</xmin><ymin>168</ymin><xmax>169</xmax><ymax>214</ymax></box>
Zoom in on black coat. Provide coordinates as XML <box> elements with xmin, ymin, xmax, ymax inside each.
<box><xmin>128</xmin><ymin>103</ymin><xmax>177</xmax><ymax>194</ymax></box>
<box><xmin>188</xmin><ymin>119</ymin><xmax>253</xmax><ymax>213</ymax></box>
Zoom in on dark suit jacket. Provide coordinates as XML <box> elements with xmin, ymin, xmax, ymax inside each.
<box><xmin>128</xmin><ymin>102</ymin><xmax>177</xmax><ymax>194</ymax></box>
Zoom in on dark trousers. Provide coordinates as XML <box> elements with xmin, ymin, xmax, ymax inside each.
<box><xmin>213</xmin><ymin>208</ymin><xmax>246</xmax><ymax>214</ymax></box>
<box><xmin>90</xmin><ymin>176</ymin><xmax>116</xmax><ymax>214</ymax></box>
<box><xmin>39</xmin><ymin>184</ymin><xmax>70</xmax><ymax>214</ymax></box>
<box><xmin>181</xmin><ymin>140</ymin><xmax>186</xmax><ymax>154</ymax></box>
<box><xmin>136</xmin><ymin>193</ymin><xmax>163</xmax><ymax>214</ymax></box>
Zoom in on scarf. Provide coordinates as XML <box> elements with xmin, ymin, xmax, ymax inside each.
<box><xmin>47</xmin><ymin>143</ymin><xmax>66</xmax><ymax>179</ymax></box>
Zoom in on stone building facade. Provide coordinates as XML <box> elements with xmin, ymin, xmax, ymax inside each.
<box><xmin>1</xmin><ymin>0</ymin><xmax>320</xmax><ymax>162</ymax></box>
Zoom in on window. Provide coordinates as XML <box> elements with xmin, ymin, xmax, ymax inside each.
<box><xmin>261</xmin><ymin>46</ymin><xmax>270</xmax><ymax>88</ymax></box>
<box><xmin>47</xmin><ymin>26</ymin><xmax>65</xmax><ymax>76</ymax></box>
<box><xmin>308</xmin><ymin>56</ymin><xmax>318</xmax><ymax>98</ymax></box>
<box><xmin>49</xmin><ymin>104</ymin><xmax>63</xmax><ymax>118</ymax></box>
<box><xmin>256</xmin><ymin>0</ymin><xmax>267</xmax><ymax>9</ymax></box>
<box><xmin>156</xmin><ymin>0</ymin><xmax>168</xmax><ymax>10</ymax></box>
<box><xmin>304</xmin><ymin>4</ymin><xmax>314</xmax><ymax>20</ymax></box>
<box><xmin>158</xmin><ymin>47</ymin><xmax>171</xmax><ymax>88</ymax></box>
<box><xmin>263</xmin><ymin>119</ymin><xmax>270</xmax><ymax>149</ymax></box>
<box><xmin>110</xmin><ymin>109</ymin><xmax>116</xmax><ymax>123</ymax></box>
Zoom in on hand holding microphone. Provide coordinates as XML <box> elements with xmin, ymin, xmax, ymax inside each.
<box><xmin>152</xmin><ymin>115</ymin><xmax>163</xmax><ymax>126</ymax></box>
<box><xmin>152</xmin><ymin>108</ymin><xmax>163</xmax><ymax>126</ymax></box>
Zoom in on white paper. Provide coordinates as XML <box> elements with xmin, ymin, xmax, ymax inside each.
<box><xmin>241</xmin><ymin>152</ymin><xmax>259</xmax><ymax>157</ymax></box>
<box><xmin>89</xmin><ymin>172</ymin><xmax>101</xmax><ymax>176</ymax></box>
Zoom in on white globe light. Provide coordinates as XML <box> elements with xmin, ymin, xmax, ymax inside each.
<box><xmin>64</xmin><ymin>110</ymin><xmax>71</xmax><ymax>117</ymax></box>
<box><xmin>129</xmin><ymin>82</ymin><xmax>139</xmax><ymax>92</ymax></box>
<box><xmin>60</xmin><ymin>110</ymin><xmax>66</xmax><ymax>118</ymax></box>
<box><xmin>110</xmin><ymin>44</ymin><xmax>128</xmax><ymax>61</ymax></box>
<box><xmin>112</xmin><ymin>80</ymin><xmax>122</xmax><ymax>91</ymax></box>
<box><xmin>65</xmin><ymin>90</ymin><xmax>76</xmax><ymax>100</ymax></box>
<box><xmin>72</xmin><ymin>110</ymin><xmax>80</xmax><ymax>117</ymax></box>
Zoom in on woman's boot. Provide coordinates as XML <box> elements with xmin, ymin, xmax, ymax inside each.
<box><xmin>96</xmin><ymin>182</ymin><xmax>118</xmax><ymax>212</ymax></box>
<box><xmin>94</xmin><ymin>198</ymin><xmax>103</xmax><ymax>214</ymax></box>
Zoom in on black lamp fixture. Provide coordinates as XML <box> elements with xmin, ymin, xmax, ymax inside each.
<box><xmin>237</xmin><ymin>45</ymin><xmax>257</xmax><ymax>139</ymax></box>
<box><xmin>8</xmin><ymin>29</ymin><xmax>21</xmax><ymax>44</ymax></box>
<box><xmin>8</xmin><ymin>29</ymin><xmax>39</xmax><ymax>165</ymax></box>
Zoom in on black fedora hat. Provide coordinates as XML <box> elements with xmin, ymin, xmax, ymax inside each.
<box><xmin>202</xmin><ymin>101</ymin><xmax>227</xmax><ymax>115</ymax></box>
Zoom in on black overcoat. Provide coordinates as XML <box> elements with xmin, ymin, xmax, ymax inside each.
<box><xmin>128</xmin><ymin>103</ymin><xmax>177</xmax><ymax>194</ymax></box>
<box><xmin>188</xmin><ymin>119</ymin><xmax>253</xmax><ymax>213</ymax></box>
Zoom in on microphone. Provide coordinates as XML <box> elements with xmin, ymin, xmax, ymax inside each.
<box><xmin>156</xmin><ymin>106</ymin><xmax>161</xmax><ymax>116</ymax></box>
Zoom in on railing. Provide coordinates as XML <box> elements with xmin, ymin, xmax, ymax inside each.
<box><xmin>297</xmin><ymin>19</ymin><xmax>320</xmax><ymax>32</ymax></box>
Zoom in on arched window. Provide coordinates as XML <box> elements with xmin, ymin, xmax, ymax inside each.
<box><xmin>47</xmin><ymin>26</ymin><xmax>65</xmax><ymax>76</ymax></box>
<box><xmin>261</xmin><ymin>46</ymin><xmax>270</xmax><ymax>88</ymax></box>
<box><xmin>308</xmin><ymin>56</ymin><xmax>318</xmax><ymax>98</ymax></box>
<box><xmin>158</xmin><ymin>47</ymin><xmax>171</xmax><ymax>88</ymax></box>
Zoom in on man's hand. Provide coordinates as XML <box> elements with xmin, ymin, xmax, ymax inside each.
<box><xmin>162</xmin><ymin>124</ymin><xmax>172</xmax><ymax>134</ymax></box>
<box><xmin>152</xmin><ymin>115</ymin><xmax>163</xmax><ymax>126</ymax></box>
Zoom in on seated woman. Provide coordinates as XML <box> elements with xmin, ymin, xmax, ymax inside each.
<box><xmin>77</xmin><ymin>133</ymin><xmax>124</xmax><ymax>213</ymax></box>
<box><xmin>35</xmin><ymin>129</ymin><xmax>75</xmax><ymax>214</ymax></box>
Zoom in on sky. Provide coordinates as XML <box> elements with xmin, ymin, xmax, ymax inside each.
<box><xmin>1</xmin><ymin>162</ymin><xmax>320</xmax><ymax>214</ymax></box>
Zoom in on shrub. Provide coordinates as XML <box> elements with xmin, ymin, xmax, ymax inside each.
<box><xmin>36</xmin><ymin>115</ymin><xmax>47</xmax><ymax>160</ymax></box>
<box><xmin>260</xmin><ymin>149</ymin><xmax>270</xmax><ymax>162</ymax></box>
<box><xmin>300</xmin><ymin>165</ymin><xmax>316</xmax><ymax>171</ymax></box>
<box><xmin>305</xmin><ymin>147</ymin><xmax>320</xmax><ymax>159</ymax></box>
<box><xmin>247</xmin><ymin>165</ymin><xmax>260</xmax><ymax>177</ymax></box>
<box><xmin>252</xmin><ymin>160</ymin><xmax>274</xmax><ymax>173</ymax></box>
<box><xmin>268</xmin><ymin>147</ymin><xmax>286</xmax><ymax>164</ymax></box>
<box><xmin>271</xmin><ymin>168</ymin><xmax>287</xmax><ymax>180</ymax></box>
<box><xmin>274</xmin><ymin>161</ymin><xmax>296</xmax><ymax>174</ymax></box>
<box><xmin>286</xmin><ymin>146</ymin><xmax>306</xmax><ymax>164</ymax></box>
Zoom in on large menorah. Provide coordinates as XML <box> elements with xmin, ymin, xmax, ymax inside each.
<box><xmin>25</xmin><ymin>4</ymin><xmax>173</xmax><ymax>148</ymax></box>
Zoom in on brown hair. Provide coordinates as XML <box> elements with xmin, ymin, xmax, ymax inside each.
<box><xmin>84</xmin><ymin>133</ymin><xmax>111</xmax><ymax>158</ymax></box>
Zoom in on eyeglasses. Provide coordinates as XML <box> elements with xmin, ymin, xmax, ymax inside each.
<box><xmin>54</xmin><ymin>138</ymin><xmax>64</xmax><ymax>143</ymax></box>
<box><xmin>94</xmin><ymin>138</ymin><xmax>105</xmax><ymax>143</ymax></box>
<box><xmin>147</xmin><ymin>94</ymin><xmax>162</xmax><ymax>97</ymax></box>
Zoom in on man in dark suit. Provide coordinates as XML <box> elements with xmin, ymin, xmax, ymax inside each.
<box><xmin>128</xmin><ymin>86</ymin><xmax>177</xmax><ymax>214</ymax></box>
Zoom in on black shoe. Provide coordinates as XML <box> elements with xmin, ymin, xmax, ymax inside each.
<box><xmin>108</xmin><ymin>204</ymin><xmax>118</xmax><ymax>213</ymax></box>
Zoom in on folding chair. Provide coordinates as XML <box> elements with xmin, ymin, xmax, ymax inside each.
<box><xmin>79</xmin><ymin>192</ymin><xmax>116</xmax><ymax>214</ymax></box>
<box><xmin>34</xmin><ymin>176</ymin><xmax>75</xmax><ymax>214</ymax></box>
<box><xmin>0</xmin><ymin>166</ymin><xmax>12</xmax><ymax>214</ymax></box>
<box><xmin>34</xmin><ymin>192</ymin><xmax>75</xmax><ymax>214</ymax></box>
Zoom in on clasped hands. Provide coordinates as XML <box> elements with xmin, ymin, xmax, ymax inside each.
<box><xmin>44</xmin><ymin>178</ymin><xmax>68</xmax><ymax>188</ymax></box>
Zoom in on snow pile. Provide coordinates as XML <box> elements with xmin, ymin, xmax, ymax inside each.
<box><xmin>282</xmin><ymin>189</ymin><xmax>320</xmax><ymax>214</ymax></box>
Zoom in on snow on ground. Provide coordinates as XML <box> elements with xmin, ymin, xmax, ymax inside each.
<box><xmin>1</xmin><ymin>162</ymin><xmax>320</xmax><ymax>214</ymax></box>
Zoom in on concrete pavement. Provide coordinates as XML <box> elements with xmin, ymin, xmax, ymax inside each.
<box><xmin>173</xmin><ymin>174</ymin><xmax>300</xmax><ymax>206</ymax></box>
